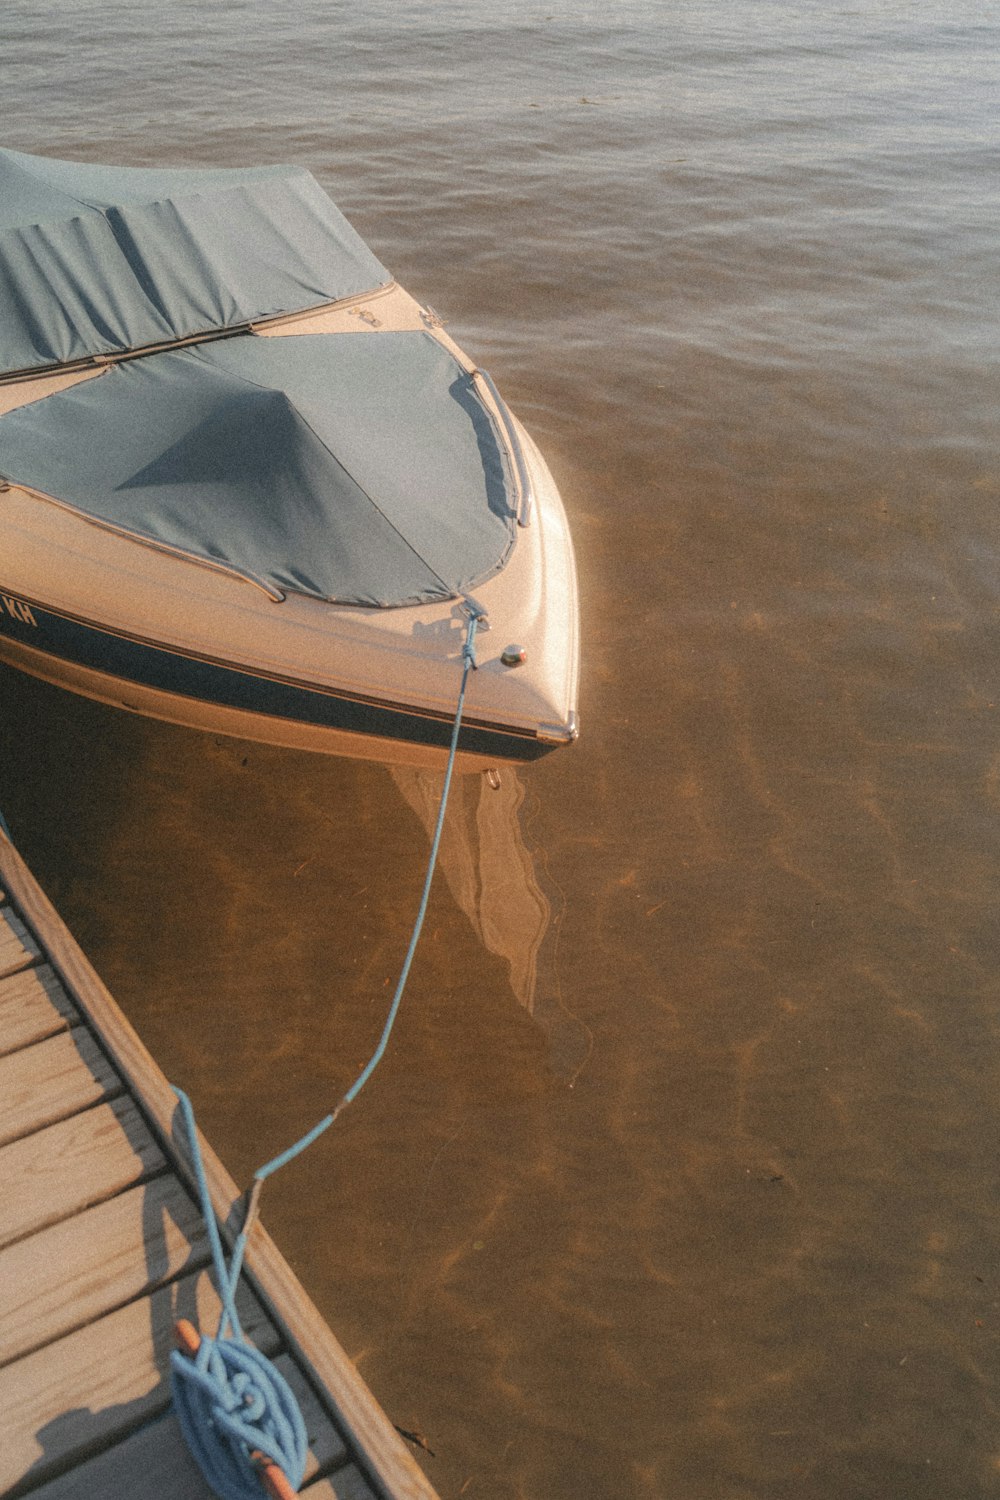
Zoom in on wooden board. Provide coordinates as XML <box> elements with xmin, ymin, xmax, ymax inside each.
<box><xmin>302</xmin><ymin>1467</ymin><xmax>383</xmax><ymax>1500</ymax></box>
<box><xmin>0</xmin><ymin>1266</ymin><xmax>276</xmax><ymax>1492</ymax></box>
<box><xmin>0</xmin><ymin>1173</ymin><xmax>209</xmax><ymax>1366</ymax></box>
<box><xmin>0</xmin><ymin>1093</ymin><xmax>165</xmax><ymax>1249</ymax></box>
<box><xmin>0</xmin><ymin>1026</ymin><xmax>121</xmax><ymax>1147</ymax></box>
<box><xmin>0</xmin><ymin>962</ymin><xmax>78</xmax><ymax>1056</ymax></box>
<box><xmin>0</xmin><ymin>903</ymin><xmax>40</xmax><ymax>978</ymax></box>
<box><xmin>26</xmin><ymin>1356</ymin><xmax>361</xmax><ymax>1500</ymax></box>
<box><xmin>26</xmin><ymin>1410</ymin><xmax>219</xmax><ymax>1500</ymax></box>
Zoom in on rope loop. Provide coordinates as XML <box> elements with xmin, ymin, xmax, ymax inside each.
<box><xmin>171</xmin><ymin>1334</ymin><xmax>307</xmax><ymax>1500</ymax></box>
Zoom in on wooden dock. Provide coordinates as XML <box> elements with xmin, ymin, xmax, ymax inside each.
<box><xmin>0</xmin><ymin>824</ymin><xmax>441</xmax><ymax>1500</ymax></box>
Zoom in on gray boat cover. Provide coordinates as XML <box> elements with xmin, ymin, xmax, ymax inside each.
<box><xmin>0</xmin><ymin>331</ymin><xmax>516</xmax><ymax>606</ymax></box>
<box><xmin>0</xmin><ymin>148</ymin><xmax>389</xmax><ymax>374</ymax></box>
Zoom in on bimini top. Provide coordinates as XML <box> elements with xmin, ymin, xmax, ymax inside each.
<box><xmin>0</xmin><ymin>331</ymin><xmax>516</xmax><ymax>607</ymax></box>
<box><xmin>0</xmin><ymin>148</ymin><xmax>389</xmax><ymax>375</ymax></box>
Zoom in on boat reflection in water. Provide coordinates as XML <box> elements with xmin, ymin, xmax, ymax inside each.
<box><xmin>391</xmin><ymin>766</ymin><xmax>549</xmax><ymax>1014</ymax></box>
<box><xmin>391</xmin><ymin>764</ymin><xmax>592</xmax><ymax>1081</ymax></box>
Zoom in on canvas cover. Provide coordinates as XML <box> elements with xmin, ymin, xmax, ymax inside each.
<box><xmin>0</xmin><ymin>148</ymin><xmax>389</xmax><ymax>374</ymax></box>
<box><xmin>0</xmin><ymin>331</ymin><xmax>516</xmax><ymax>606</ymax></box>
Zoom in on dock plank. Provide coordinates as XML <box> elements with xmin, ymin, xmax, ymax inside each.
<box><xmin>0</xmin><ymin>963</ymin><xmax>78</xmax><ymax>1056</ymax></box>
<box><xmin>0</xmin><ymin>1266</ymin><xmax>277</xmax><ymax>1494</ymax></box>
<box><xmin>24</xmin><ymin>1411</ymin><xmax>212</xmax><ymax>1500</ymax></box>
<box><xmin>0</xmin><ymin>1026</ymin><xmax>121</xmax><ymax>1147</ymax></box>
<box><xmin>0</xmin><ymin>1095</ymin><xmax>166</xmax><ymax>1250</ymax></box>
<box><xmin>26</xmin><ymin>1355</ymin><xmax>352</xmax><ymax>1500</ymax></box>
<box><xmin>0</xmin><ymin>904</ymin><xmax>40</xmax><ymax>978</ymax></box>
<box><xmin>0</xmin><ymin>1174</ymin><xmax>208</xmax><ymax>1367</ymax></box>
<box><xmin>304</xmin><ymin>1466</ymin><xmax>381</xmax><ymax>1499</ymax></box>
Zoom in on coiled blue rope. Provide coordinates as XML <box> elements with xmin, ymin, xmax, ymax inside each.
<box><xmin>171</xmin><ymin>608</ymin><xmax>483</xmax><ymax>1497</ymax></box>
<box><xmin>171</xmin><ymin>1085</ymin><xmax>309</xmax><ymax>1498</ymax></box>
<box><xmin>172</xmin><ymin>1336</ymin><xmax>307</xmax><ymax>1500</ymax></box>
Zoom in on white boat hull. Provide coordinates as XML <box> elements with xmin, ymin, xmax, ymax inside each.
<box><xmin>0</xmin><ymin>288</ymin><xmax>579</xmax><ymax>769</ymax></box>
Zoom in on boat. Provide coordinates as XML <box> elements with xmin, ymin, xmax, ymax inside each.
<box><xmin>0</xmin><ymin>149</ymin><xmax>579</xmax><ymax>769</ymax></box>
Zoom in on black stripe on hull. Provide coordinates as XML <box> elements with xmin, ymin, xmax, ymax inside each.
<box><xmin>0</xmin><ymin>591</ymin><xmax>554</xmax><ymax>762</ymax></box>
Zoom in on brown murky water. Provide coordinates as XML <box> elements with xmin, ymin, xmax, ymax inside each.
<box><xmin>3</xmin><ymin>3</ymin><xmax>1000</xmax><ymax>1496</ymax></box>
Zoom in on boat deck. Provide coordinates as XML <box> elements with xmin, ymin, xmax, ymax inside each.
<box><xmin>0</xmin><ymin>826</ymin><xmax>439</xmax><ymax>1500</ymax></box>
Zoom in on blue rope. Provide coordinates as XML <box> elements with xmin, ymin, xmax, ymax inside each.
<box><xmin>171</xmin><ymin>1088</ymin><xmax>309</xmax><ymax>1498</ymax></box>
<box><xmin>170</xmin><ymin>608</ymin><xmax>482</xmax><ymax>1496</ymax></box>
<box><xmin>172</xmin><ymin>1336</ymin><xmax>307</xmax><ymax>1500</ymax></box>
<box><xmin>0</xmin><ymin>807</ymin><xmax>11</xmax><ymax>840</ymax></box>
<box><xmin>253</xmin><ymin>606</ymin><xmax>482</xmax><ymax>1183</ymax></box>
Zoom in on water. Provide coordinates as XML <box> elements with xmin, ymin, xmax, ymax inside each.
<box><xmin>3</xmin><ymin>3</ymin><xmax>1000</xmax><ymax>1496</ymax></box>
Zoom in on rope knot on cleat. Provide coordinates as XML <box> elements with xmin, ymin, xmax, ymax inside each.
<box><xmin>171</xmin><ymin>1320</ymin><xmax>306</xmax><ymax>1500</ymax></box>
